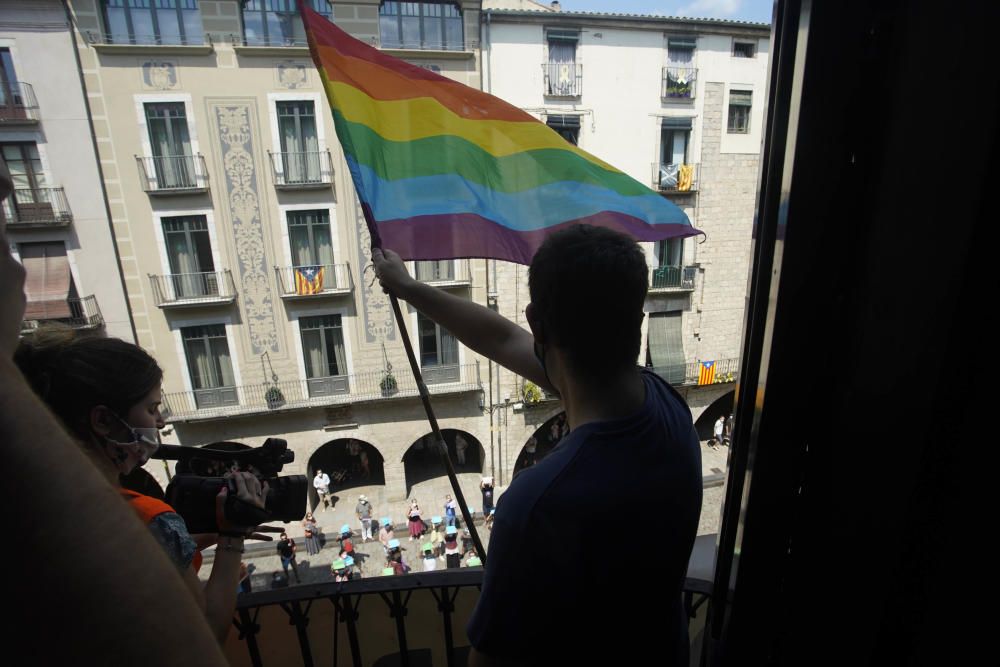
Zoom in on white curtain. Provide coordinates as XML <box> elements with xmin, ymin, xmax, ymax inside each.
<box><xmin>648</xmin><ymin>314</ymin><xmax>685</xmax><ymax>384</ymax></box>
<box><xmin>302</xmin><ymin>329</ymin><xmax>325</xmax><ymax>378</ymax></box>
<box><xmin>440</xmin><ymin>326</ymin><xmax>459</xmax><ymax>366</ymax></box>
<box><xmin>329</xmin><ymin>327</ymin><xmax>347</xmax><ymax>376</ymax></box>
<box><xmin>547</xmin><ymin>41</ymin><xmax>576</xmax><ymax>95</ymax></box>
<box><xmin>211</xmin><ymin>336</ymin><xmax>235</xmax><ymax>386</ymax></box>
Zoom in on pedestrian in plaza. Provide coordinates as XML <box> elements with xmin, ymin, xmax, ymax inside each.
<box><xmin>313</xmin><ymin>468</ymin><xmax>332</xmax><ymax>511</ymax></box>
<box><xmin>270</xmin><ymin>571</ymin><xmax>289</xmax><ymax>589</ymax></box>
<box><xmin>484</xmin><ymin>508</ymin><xmax>495</xmax><ymax>532</ymax></box>
<box><xmin>713</xmin><ymin>415</ymin><xmax>726</xmax><ymax>448</ymax></box>
<box><xmin>421</xmin><ymin>542</ymin><xmax>438</xmax><ymax>572</ymax></box>
<box><xmin>344</xmin><ymin>555</ymin><xmax>359</xmax><ymax>580</ymax></box>
<box><xmin>332</xmin><ymin>558</ymin><xmax>350</xmax><ymax>583</ymax></box>
<box><xmin>379</xmin><ymin>517</ymin><xmax>394</xmax><ymax>555</ymax></box>
<box><xmin>480</xmin><ymin>476</ymin><xmax>495</xmax><ymax>514</ymax></box>
<box><xmin>407</xmin><ymin>499</ymin><xmax>425</xmax><ymax>540</ymax></box>
<box><xmin>724</xmin><ymin>413</ymin><xmax>735</xmax><ymax>446</ymax></box>
<box><xmin>444</xmin><ymin>494</ymin><xmax>458</xmax><ymax>527</ymax></box>
<box><xmin>464</xmin><ymin>549</ymin><xmax>482</xmax><ymax>568</ymax></box>
<box><xmin>374</xmin><ymin>224</ymin><xmax>702</xmax><ymax>665</ymax></box>
<box><xmin>276</xmin><ymin>532</ymin><xmax>300</xmax><ymax>584</ymax></box>
<box><xmin>302</xmin><ymin>511</ymin><xmax>322</xmax><ymax>556</ymax></box>
<box><xmin>355</xmin><ymin>494</ymin><xmax>374</xmax><ymax>541</ymax></box>
<box><xmin>360</xmin><ymin>449</ymin><xmax>371</xmax><ymax>479</ymax></box>
<box><xmin>338</xmin><ymin>524</ymin><xmax>355</xmax><ymax>561</ymax></box>
<box><xmin>461</xmin><ymin>528</ymin><xmax>475</xmax><ymax>556</ymax></box>
<box><xmin>455</xmin><ymin>433</ymin><xmax>469</xmax><ymax>466</ymax></box>
<box><xmin>429</xmin><ymin>516</ymin><xmax>445</xmax><ymax>560</ymax></box>
<box><xmin>444</xmin><ymin>526</ymin><xmax>462</xmax><ymax>569</ymax></box>
<box><xmin>388</xmin><ymin>540</ymin><xmax>410</xmax><ymax>575</ymax></box>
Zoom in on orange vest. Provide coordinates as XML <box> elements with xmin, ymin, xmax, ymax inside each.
<box><xmin>119</xmin><ymin>489</ymin><xmax>203</xmax><ymax>573</ymax></box>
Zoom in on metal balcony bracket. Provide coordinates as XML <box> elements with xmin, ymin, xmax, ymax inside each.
<box><xmin>430</xmin><ymin>586</ymin><xmax>462</xmax><ymax>667</ymax></box>
<box><xmin>235</xmin><ymin>607</ymin><xmax>264</xmax><ymax>667</ymax></box>
<box><xmin>331</xmin><ymin>594</ymin><xmax>363</xmax><ymax>667</ymax></box>
<box><xmin>278</xmin><ymin>599</ymin><xmax>315</xmax><ymax>667</ymax></box>
<box><xmin>378</xmin><ymin>589</ymin><xmax>414</xmax><ymax>665</ymax></box>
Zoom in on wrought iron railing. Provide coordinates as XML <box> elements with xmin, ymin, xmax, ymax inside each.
<box><xmin>85</xmin><ymin>30</ymin><xmax>208</xmax><ymax>46</ymax></box>
<box><xmin>662</xmin><ymin>66</ymin><xmax>698</xmax><ymax>99</ymax></box>
<box><xmin>0</xmin><ymin>82</ymin><xmax>39</xmax><ymax>122</ymax></box>
<box><xmin>221</xmin><ymin>533</ymin><xmax>717</xmax><ymax>665</ymax></box>
<box><xmin>414</xmin><ymin>259</ymin><xmax>471</xmax><ymax>285</ymax></box>
<box><xmin>161</xmin><ymin>362</ymin><xmax>482</xmax><ymax>422</ymax></box>
<box><xmin>651</xmin><ymin>358</ymin><xmax>741</xmax><ymax>387</ymax></box>
<box><xmin>20</xmin><ymin>295</ymin><xmax>103</xmax><ymax>333</ymax></box>
<box><xmin>149</xmin><ymin>270</ymin><xmax>237</xmax><ymax>307</ymax></box>
<box><xmin>653</xmin><ymin>162</ymin><xmax>699</xmax><ymax>192</ymax></box>
<box><xmin>136</xmin><ymin>154</ymin><xmax>209</xmax><ymax>193</ymax></box>
<box><xmin>267</xmin><ymin>150</ymin><xmax>333</xmax><ymax>187</ymax></box>
<box><xmin>1</xmin><ymin>187</ymin><xmax>72</xmax><ymax>228</ymax></box>
<box><xmin>380</xmin><ymin>38</ymin><xmax>467</xmax><ymax>51</ymax></box>
<box><xmin>273</xmin><ymin>263</ymin><xmax>353</xmax><ymax>297</ymax></box>
<box><xmin>543</xmin><ymin>62</ymin><xmax>583</xmax><ymax>96</ymax></box>
<box><xmin>650</xmin><ymin>265</ymin><xmax>697</xmax><ymax>291</ymax></box>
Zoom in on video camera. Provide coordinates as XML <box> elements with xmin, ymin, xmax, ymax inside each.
<box><xmin>152</xmin><ymin>438</ymin><xmax>307</xmax><ymax>534</ymax></box>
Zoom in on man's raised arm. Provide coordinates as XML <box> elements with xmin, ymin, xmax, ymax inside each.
<box><xmin>372</xmin><ymin>249</ymin><xmax>551</xmax><ymax>391</ymax></box>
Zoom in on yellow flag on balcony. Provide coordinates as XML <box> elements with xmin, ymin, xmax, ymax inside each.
<box><xmin>295</xmin><ymin>266</ymin><xmax>325</xmax><ymax>295</ymax></box>
<box><xmin>698</xmin><ymin>360</ymin><xmax>716</xmax><ymax>385</ymax></box>
<box><xmin>678</xmin><ymin>164</ymin><xmax>694</xmax><ymax>192</ymax></box>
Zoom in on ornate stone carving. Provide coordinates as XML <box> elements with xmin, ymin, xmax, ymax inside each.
<box><xmin>213</xmin><ymin>103</ymin><xmax>280</xmax><ymax>355</ymax></box>
<box><xmin>141</xmin><ymin>60</ymin><xmax>177</xmax><ymax>90</ymax></box>
<box><xmin>277</xmin><ymin>61</ymin><xmax>308</xmax><ymax>89</ymax></box>
<box><xmin>354</xmin><ymin>198</ymin><xmax>395</xmax><ymax>342</ymax></box>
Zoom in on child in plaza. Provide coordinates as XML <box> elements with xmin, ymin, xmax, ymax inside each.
<box><xmin>332</xmin><ymin>558</ymin><xmax>349</xmax><ymax>583</ymax></box>
<box><xmin>421</xmin><ymin>542</ymin><xmax>438</xmax><ymax>572</ymax></box>
<box><xmin>378</xmin><ymin>517</ymin><xmax>394</xmax><ymax>554</ymax></box>
<box><xmin>407</xmin><ymin>499</ymin><xmax>424</xmax><ymax>541</ymax></box>
<box><xmin>338</xmin><ymin>524</ymin><xmax>355</xmax><ymax>562</ymax></box>
<box><xmin>429</xmin><ymin>516</ymin><xmax>445</xmax><ymax>561</ymax></box>
<box><xmin>387</xmin><ymin>539</ymin><xmax>410</xmax><ymax>575</ymax></box>
<box><xmin>464</xmin><ymin>550</ymin><xmax>483</xmax><ymax>568</ymax></box>
<box><xmin>344</xmin><ymin>555</ymin><xmax>359</xmax><ymax>580</ymax></box>
<box><xmin>444</xmin><ymin>526</ymin><xmax>462</xmax><ymax>569</ymax></box>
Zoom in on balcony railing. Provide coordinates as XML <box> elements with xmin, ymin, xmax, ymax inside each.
<box><xmin>161</xmin><ymin>362</ymin><xmax>481</xmax><ymax>422</ymax></box>
<box><xmin>653</xmin><ymin>162</ymin><xmax>699</xmax><ymax>193</ymax></box>
<box><xmin>149</xmin><ymin>270</ymin><xmax>237</xmax><ymax>308</ymax></box>
<box><xmin>650</xmin><ymin>265</ymin><xmax>697</xmax><ymax>291</ymax></box>
<box><xmin>85</xmin><ymin>30</ymin><xmax>208</xmax><ymax>46</ymax></box>
<box><xmin>235</xmin><ymin>33</ymin><xmax>309</xmax><ymax>48</ymax></box>
<box><xmin>0</xmin><ymin>82</ymin><xmax>39</xmax><ymax>122</ymax></box>
<box><xmin>543</xmin><ymin>62</ymin><xmax>583</xmax><ymax>97</ymax></box>
<box><xmin>21</xmin><ymin>295</ymin><xmax>103</xmax><ymax>334</ymax></box>
<box><xmin>136</xmin><ymin>154</ymin><xmax>209</xmax><ymax>194</ymax></box>
<box><xmin>274</xmin><ymin>263</ymin><xmax>353</xmax><ymax>298</ymax></box>
<box><xmin>267</xmin><ymin>150</ymin><xmax>333</xmax><ymax>188</ymax></box>
<box><xmin>414</xmin><ymin>259</ymin><xmax>471</xmax><ymax>286</ymax></box>
<box><xmin>1</xmin><ymin>187</ymin><xmax>72</xmax><ymax>228</ymax></box>
<box><xmin>662</xmin><ymin>66</ymin><xmax>698</xmax><ymax>100</ymax></box>
<box><xmin>651</xmin><ymin>358</ymin><xmax>741</xmax><ymax>387</ymax></box>
<box><xmin>221</xmin><ymin>533</ymin><xmax>717</xmax><ymax>665</ymax></box>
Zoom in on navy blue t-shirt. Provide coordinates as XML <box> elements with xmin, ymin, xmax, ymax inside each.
<box><xmin>466</xmin><ymin>370</ymin><xmax>702</xmax><ymax>664</ymax></box>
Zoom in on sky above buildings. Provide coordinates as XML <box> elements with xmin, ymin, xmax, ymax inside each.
<box><xmin>553</xmin><ymin>0</ymin><xmax>774</xmax><ymax>24</ymax></box>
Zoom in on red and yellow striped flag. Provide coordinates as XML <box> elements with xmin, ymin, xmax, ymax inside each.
<box><xmin>698</xmin><ymin>361</ymin><xmax>716</xmax><ymax>385</ymax></box>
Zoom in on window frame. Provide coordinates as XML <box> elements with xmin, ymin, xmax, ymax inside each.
<box><xmin>732</xmin><ymin>41</ymin><xmax>757</xmax><ymax>58</ymax></box>
<box><xmin>180</xmin><ymin>323</ymin><xmax>236</xmax><ymax>390</ymax></box>
<box><xmin>286</xmin><ymin>208</ymin><xmax>334</xmax><ymax>268</ymax></box>
<box><xmin>299</xmin><ymin>313</ymin><xmax>347</xmax><ymax>379</ymax></box>
<box><xmin>378</xmin><ymin>1</ymin><xmax>465</xmax><ymax>51</ymax></box>
<box><xmin>101</xmin><ymin>0</ymin><xmax>203</xmax><ymax>46</ymax></box>
<box><xmin>727</xmin><ymin>89</ymin><xmax>753</xmax><ymax>134</ymax></box>
<box><xmin>240</xmin><ymin>0</ymin><xmax>332</xmax><ymax>47</ymax></box>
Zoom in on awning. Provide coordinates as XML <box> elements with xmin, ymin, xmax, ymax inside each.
<box><xmin>21</xmin><ymin>242</ymin><xmax>72</xmax><ymax>320</ymax></box>
<box><xmin>546</xmin><ymin>114</ymin><xmax>581</xmax><ymax>129</ymax></box>
<box><xmin>662</xmin><ymin>116</ymin><xmax>694</xmax><ymax>130</ymax></box>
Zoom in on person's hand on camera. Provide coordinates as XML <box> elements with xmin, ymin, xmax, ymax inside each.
<box><xmin>372</xmin><ymin>248</ymin><xmax>414</xmax><ymax>297</ymax></box>
<box><xmin>215</xmin><ymin>471</ymin><xmax>281</xmax><ymax>540</ymax></box>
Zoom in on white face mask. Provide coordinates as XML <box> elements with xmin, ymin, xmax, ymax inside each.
<box><xmin>105</xmin><ymin>414</ymin><xmax>161</xmax><ymax>471</ymax></box>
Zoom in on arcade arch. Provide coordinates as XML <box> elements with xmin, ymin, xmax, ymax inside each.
<box><xmin>402</xmin><ymin>429</ymin><xmax>485</xmax><ymax>497</ymax></box>
<box><xmin>306</xmin><ymin>439</ymin><xmax>385</xmax><ymax>510</ymax></box>
<box><xmin>513</xmin><ymin>411</ymin><xmax>570</xmax><ymax>479</ymax></box>
<box><xmin>694</xmin><ymin>390</ymin><xmax>735</xmax><ymax>442</ymax></box>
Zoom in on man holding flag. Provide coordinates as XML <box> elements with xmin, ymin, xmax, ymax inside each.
<box><xmin>374</xmin><ymin>225</ymin><xmax>702</xmax><ymax>665</ymax></box>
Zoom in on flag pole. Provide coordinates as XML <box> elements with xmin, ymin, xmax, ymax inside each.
<box><xmin>365</xmin><ymin>210</ymin><xmax>488</xmax><ymax>563</ymax></box>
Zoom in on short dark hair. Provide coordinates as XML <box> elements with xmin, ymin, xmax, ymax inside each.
<box><xmin>14</xmin><ymin>326</ymin><xmax>163</xmax><ymax>440</ymax></box>
<box><xmin>529</xmin><ymin>224</ymin><xmax>648</xmax><ymax>380</ymax></box>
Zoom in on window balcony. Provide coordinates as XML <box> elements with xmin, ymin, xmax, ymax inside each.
<box><xmin>136</xmin><ymin>155</ymin><xmax>210</xmax><ymax>195</ymax></box>
<box><xmin>274</xmin><ymin>263</ymin><xmax>353</xmax><ymax>299</ymax></box>
<box><xmin>542</xmin><ymin>62</ymin><xmax>583</xmax><ymax>97</ymax></box>
<box><xmin>650</xmin><ymin>357</ymin><xmax>740</xmax><ymax>387</ymax></box>
<box><xmin>649</xmin><ymin>265</ymin><xmax>697</xmax><ymax>292</ymax></box>
<box><xmin>267</xmin><ymin>150</ymin><xmax>334</xmax><ymax>189</ymax></box>
<box><xmin>414</xmin><ymin>259</ymin><xmax>471</xmax><ymax>287</ymax></box>
<box><xmin>1</xmin><ymin>187</ymin><xmax>73</xmax><ymax>229</ymax></box>
<box><xmin>20</xmin><ymin>295</ymin><xmax>103</xmax><ymax>334</ymax></box>
<box><xmin>0</xmin><ymin>82</ymin><xmax>39</xmax><ymax>124</ymax></box>
<box><xmin>212</xmin><ymin>532</ymin><xmax>716</xmax><ymax>665</ymax></box>
<box><xmin>149</xmin><ymin>270</ymin><xmax>237</xmax><ymax>308</ymax></box>
<box><xmin>161</xmin><ymin>362</ymin><xmax>481</xmax><ymax>423</ymax></box>
<box><xmin>83</xmin><ymin>31</ymin><xmax>214</xmax><ymax>55</ymax></box>
<box><xmin>662</xmin><ymin>66</ymin><xmax>698</xmax><ymax>100</ymax></box>
<box><xmin>653</xmin><ymin>162</ymin><xmax>699</xmax><ymax>193</ymax></box>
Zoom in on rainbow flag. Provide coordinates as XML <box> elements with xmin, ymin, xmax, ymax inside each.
<box><xmin>300</xmin><ymin>5</ymin><xmax>699</xmax><ymax>265</ymax></box>
<box><xmin>295</xmin><ymin>266</ymin><xmax>324</xmax><ymax>295</ymax></box>
<box><xmin>698</xmin><ymin>361</ymin><xmax>716</xmax><ymax>386</ymax></box>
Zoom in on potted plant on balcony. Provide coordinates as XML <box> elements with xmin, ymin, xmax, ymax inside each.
<box><xmin>265</xmin><ymin>385</ymin><xmax>286</xmax><ymax>409</ymax></box>
<box><xmin>380</xmin><ymin>371</ymin><xmax>398</xmax><ymax>397</ymax></box>
<box><xmin>522</xmin><ymin>380</ymin><xmax>543</xmax><ymax>405</ymax></box>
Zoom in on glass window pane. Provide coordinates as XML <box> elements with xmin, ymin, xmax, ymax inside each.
<box><xmin>301</xmin><ymin>328</ymin><xmax>325</xmax><ymax>378</ymax></box>
<box><xmin>423</xmin><ymin>3</ymin><xmax>442</xmax><ymax>49</ymax></box>
<box><xmin>324</xmin><ymin>327</ymin><xmax>344</xmax><ymax>376</ymax></box>
<box><xmin>155</xmin><ymin>1</ymin><xmax>183</xmax><ymax>45</ymax></box>
<box><xmin>418</xmin><ymin>313</ymin><xmax>438</xmax><ymax>366</ymax></box>
<box><xmin>401</xmin><ymin>3</ymin><xmax>420</xmax><ymax>48</ymax></box>
<box><xmin>128</xmin><ymin>0</ymin><xmax>155</xmax><ymax>43</ymax></box>
<box><xmin>105</xmin><ymin>4</ymin><xmax>130</xmax><ymax>43</ymax></box>
<box><xmin>444</xmin><ymin>15</ymin><xmax>463</xmax><ymax>49</ymax></box>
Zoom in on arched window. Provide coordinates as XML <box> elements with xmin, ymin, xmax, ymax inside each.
<box><xmin>102</xmin><ymin>0</ymin><xmax>203</xmax><ymax>46</ymax></box>
<box><xmin>379</xmin><ymin>2</ymin><xmax>464</xmax><ymax>51</ymax></box>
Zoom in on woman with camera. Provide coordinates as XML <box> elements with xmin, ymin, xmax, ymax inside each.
<box><xmin>15</xmin><ymin>328</ymin><xmax>268</xmax><ymax>642</ymax></box>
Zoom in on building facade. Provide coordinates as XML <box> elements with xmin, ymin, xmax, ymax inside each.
<box><xmin>1</xmin><ymin>0</ymin><xmax>133</xmax><ymax>342</ymax></box>
<box><xmin>53</xmin><ymin>0</ymin><xmax>767</xmax><ymax>518</ymax></box>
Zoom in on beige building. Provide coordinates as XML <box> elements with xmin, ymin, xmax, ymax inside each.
<box><xmin>2</xmin><ymin>0</ymin><xmax>133</xmax><ymax>342</ymax></box>
<box><xmin>58</xmin><ymin>0</ymin><xmax>763</xmax><ymax>518</ymax></box>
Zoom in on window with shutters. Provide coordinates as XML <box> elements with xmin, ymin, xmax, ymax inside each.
<box><xmin>728</xmin><ymin>90</ymin><xmax>752</xmax><ymax>134</ymax></box>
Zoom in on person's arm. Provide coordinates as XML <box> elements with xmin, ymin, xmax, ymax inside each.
<box><xmin>373</xmin><ymin>249</ymin><xmax>550</xmax><ymax>390</ymax></box>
